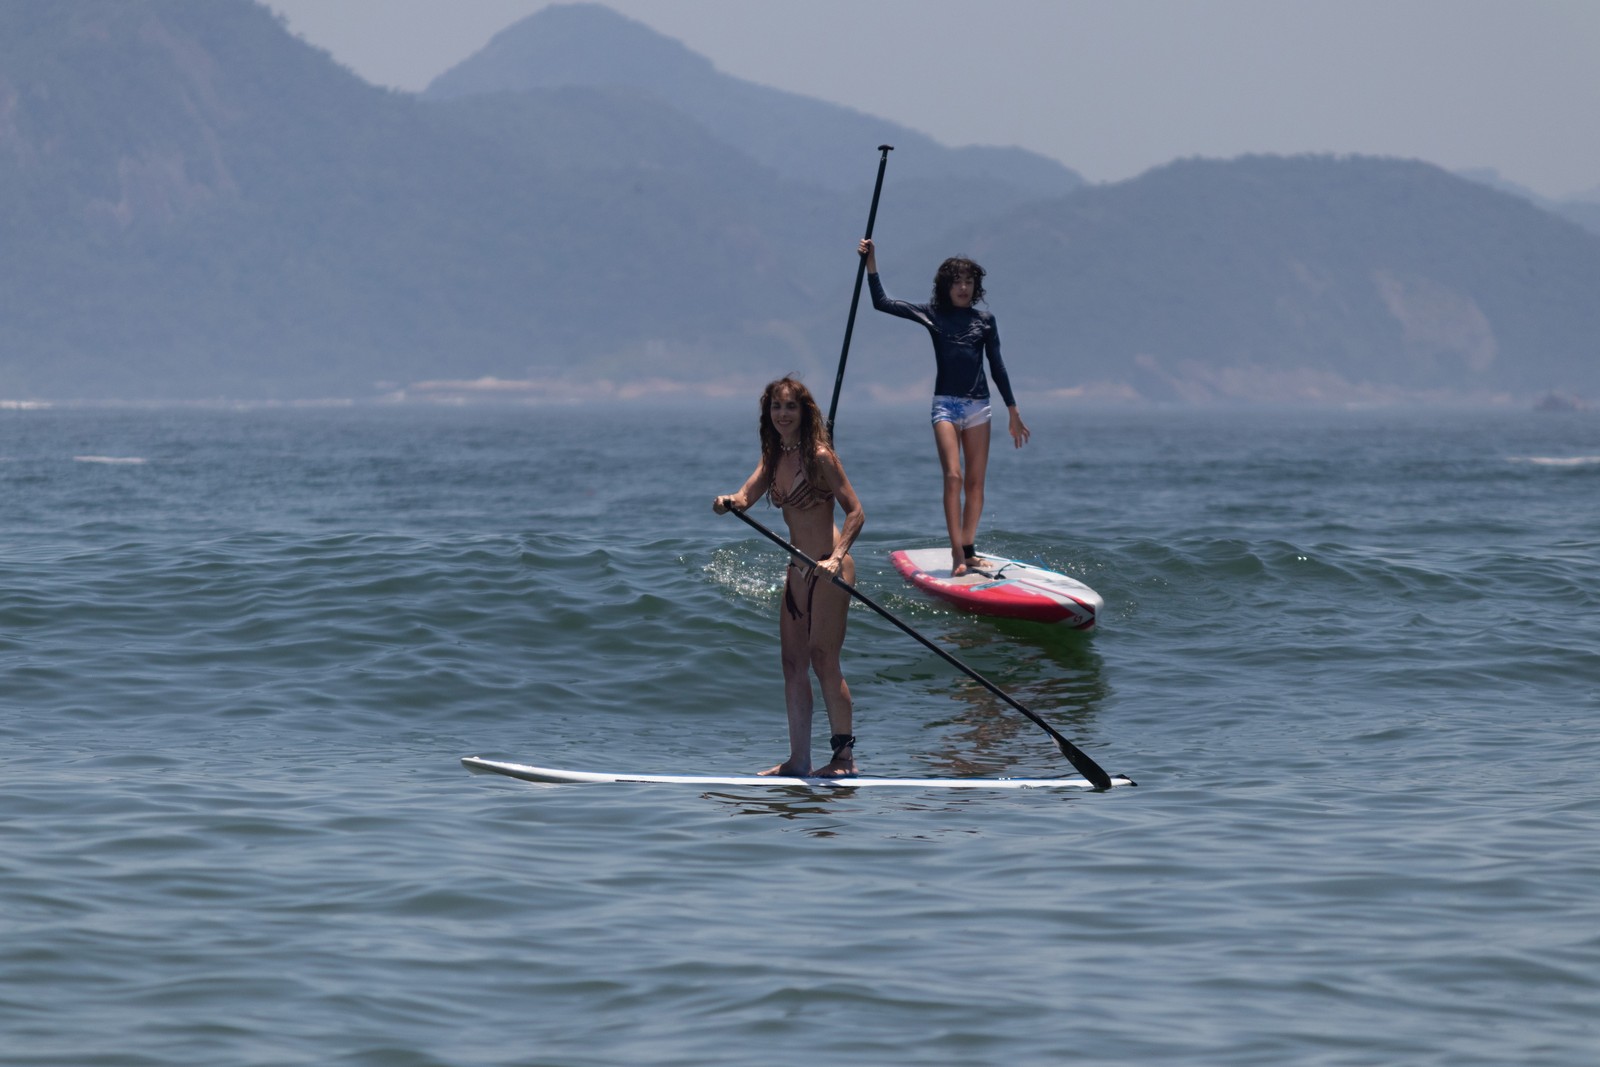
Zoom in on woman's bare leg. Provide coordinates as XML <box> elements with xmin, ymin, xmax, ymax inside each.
<box><xmin>807</xmin><ymin>556</ymin><xmax>856</xmax><ymax>777</ymax></box>
<box><xmin>760</xmin><ymin>571</ymin><xmax>815</xmax><ymax>776</ymax></box>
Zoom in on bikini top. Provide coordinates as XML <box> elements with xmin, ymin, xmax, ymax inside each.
<box><xmin>769</xmin><ymin>454</ymin><xmax>834</xmax><ymax>511</ymax></box>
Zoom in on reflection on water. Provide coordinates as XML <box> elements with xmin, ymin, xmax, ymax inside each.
<box><xmin>899</xmin><ymin>615</ymin><xmax>1109</xmax><ymax>775</ymax></box>
<box><xmin>698</xmin><ymin>784</ymin><xmax>1084</xmax><ymax>834</ymax></box>
<box><xmin>704</xmin><ymin>788</ymin><xmax>850</xmax><ymax>834</ymax></box>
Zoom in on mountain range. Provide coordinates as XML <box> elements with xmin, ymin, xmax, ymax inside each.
<box><xmin>2</xmin><ymin>0</ymin><xmax>1597</xmax><ymax>406</ymax></box>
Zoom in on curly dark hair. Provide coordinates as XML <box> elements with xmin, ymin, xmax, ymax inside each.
<box><xmin>931</xmin><ymin>256</ymin><xmax>987</xmax><ymax>311</ymax></box>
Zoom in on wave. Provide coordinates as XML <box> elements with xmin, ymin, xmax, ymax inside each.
<box><xmin>1509</xmin><ymin>455</ymin><xmax>1600</xmax><ymax>467</ymax></box>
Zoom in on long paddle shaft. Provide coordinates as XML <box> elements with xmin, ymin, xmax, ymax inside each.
<box><xmin>825</xmin><ymin>144</ymin><xmax>894</xmax><ymax>438</ymax></box>
<box><xmin>726</xmin><ymin>506</ymin><xmax>1114</xmax><ymax>790</ymax></box>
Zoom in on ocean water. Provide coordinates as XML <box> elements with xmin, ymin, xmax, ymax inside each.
<box><xmin>2</xmin><ymin>401</ymin><xmax>1598</xmax><ymax>1067</ymax></box>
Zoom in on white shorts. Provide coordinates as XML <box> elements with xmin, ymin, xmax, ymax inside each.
<box><xmin>930</xmin><ymin>395</ymin><xmax>991</xmax><ymax>430</ymax></box>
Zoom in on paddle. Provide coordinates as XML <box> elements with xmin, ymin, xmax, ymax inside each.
<box><xmin>825</xmin><ymin>144</ymin><xmax>894</xmax><ymax>438</ymax></box>
<box><xmin>724</xmin><ymin>505</ymin><xmax>1115</xmax><ymax>790</ymax></box>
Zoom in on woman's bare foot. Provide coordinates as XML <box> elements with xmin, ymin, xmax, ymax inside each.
<box><xmin>759</xmin><ymin>759</ymin><xmax>810</xmax><ymax>777</ymax></box>
<box><xmin>951</xmin><ymin>549</ymin><xmax>969</xmax><ymax>577</ymax></box>
<box><xmin>812</xmin><ymin>756</ymin><xmax>857</xmax><ymax>778</ymax></box>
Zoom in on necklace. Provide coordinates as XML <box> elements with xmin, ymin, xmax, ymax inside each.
<box><xmin>779</xmin><ymin>438</ymin><xmax>801</xmax><ymax>453</ymax></box>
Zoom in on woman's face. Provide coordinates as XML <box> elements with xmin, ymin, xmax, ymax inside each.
<box><xmin>948</xmin><ymin>272</ymin><xmax>975</xmax><ymax>308</ymax></box>
<box><xmin>768</xmin><ymin>390</ymin><xmax>803</xmax><ymax>439</ymax></box>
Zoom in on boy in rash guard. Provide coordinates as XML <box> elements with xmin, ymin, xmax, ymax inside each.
<box><xmin>858</xmin><ymin>237</ymin><xmax>1030</xmax><ymax>576</ymax></box>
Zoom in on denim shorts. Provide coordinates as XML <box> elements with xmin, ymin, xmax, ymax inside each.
<box><xmin>930</xmin><ymin>395</ymin><xmax>992</xmax><ymax>430</ymax></box>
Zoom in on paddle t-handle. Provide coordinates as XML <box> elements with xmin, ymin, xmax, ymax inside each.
<box><xmin>723</xmin><ymin>505</ymin><xmax>1116</xmax><ymax>790</ymax></box>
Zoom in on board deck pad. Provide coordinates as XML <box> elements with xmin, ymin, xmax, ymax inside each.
<box><xmin>462</xmin><ymin>757</ymin><xmax>1133</xmax><ymax>790</ymax></box>
<box><xmin>889</xmin><ymin>548</ymin><xmax>1102</xmax><ymax>628</ymax></box>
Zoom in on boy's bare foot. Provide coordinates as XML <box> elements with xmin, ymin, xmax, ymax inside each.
<box><xmin>758</xmin><ymin>760</ymin><xmax>810</xmax><ymax>777</ymax></box>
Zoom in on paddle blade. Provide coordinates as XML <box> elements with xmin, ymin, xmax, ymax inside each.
<box><xmin>1056</xmin><ymin>739</ymin><xmax>1114</xmax><ymax>791</ymax></box>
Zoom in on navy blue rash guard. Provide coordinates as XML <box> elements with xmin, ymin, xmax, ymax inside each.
<box><xmin>868</xmin><ymin>272</ymin><xmax>1016</xmax><ymax>408</ymax></box>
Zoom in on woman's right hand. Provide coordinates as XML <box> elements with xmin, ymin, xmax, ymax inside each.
<box><xmin>857</xmin><ymin>238</ymin><xmax>876</xmax><ymax>271</ymax></box>
<box><xmin>712</xmin><ymin>495</ymin><xmax>732</xmax><ymax>514</ymax></box>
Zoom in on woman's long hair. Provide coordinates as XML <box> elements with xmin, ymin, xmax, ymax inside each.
<box><xmin>758</xmin><ymin>375</ymin><xmax>833</xmax><ymax>497</ymax></box>
<box><xmin>931</xmin><ymin>255</ymin><xmax>987</xmax><ymax>311</ymax></box>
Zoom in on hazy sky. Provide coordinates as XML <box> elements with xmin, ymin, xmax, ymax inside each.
<box><xmin>264</xmin><ymin>0</ymin><xmax>1600</xmax><ymax>200</ymax></box>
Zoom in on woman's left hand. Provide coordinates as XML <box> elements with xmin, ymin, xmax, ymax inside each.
<box><xmin>814</xmin><ymin>556</ymin><xmax>842</xmax><ymax>579</ymax></box>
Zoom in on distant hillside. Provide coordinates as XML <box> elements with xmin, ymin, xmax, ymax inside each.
<box><xmin>0</xmin><ymin>0</ymin><xmax>852</xmax><ymax>399</ymax></box>
<box><xmin>2</xmin><ymin>0</ymin><xmax>1597</xmax><ymax>406</ymax></box>
<box><xmin>1458</xmin><ymin>168</ymin><xmax>1600</xmax><ymax>238</ymax></box>
<box><xmin>885</xmin><ymin>155</ymin><xmax>1600</xmax><ymax>404</ymax></box>
<box><xmin>423</xmin><ymin>2</ymin><xmax>1085</xmax><ymax>220</ymax></box>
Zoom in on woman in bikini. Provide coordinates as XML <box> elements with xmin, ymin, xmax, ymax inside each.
<box><xmin>859</xmin><ymin>238</ymin><xmax>1030</xmax><ymax>577</ymax></box>
<box><xmin>713</xmin><ymin>376</ymin><xmax>865</xmax><ymax>778</ymax></box>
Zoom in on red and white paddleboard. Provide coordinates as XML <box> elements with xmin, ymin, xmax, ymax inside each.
<box><xmin>889</xmin><ymin>548</ymin><xmax>1102</xmax><ymax>629</ymax></box>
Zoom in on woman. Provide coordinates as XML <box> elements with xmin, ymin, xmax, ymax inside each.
<box><xmin>713</xmin><ymin>376</ymin><xmax>865</xmax><ymax>778</ymax></box>
<box><xmin>859</xmin><ymin>237</ymin><xmax>1030</xmax><ymax>576</ymax></box>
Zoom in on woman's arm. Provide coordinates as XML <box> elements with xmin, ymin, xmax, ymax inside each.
<box><xmin>713</xmin><ymin>460</ymin><xmax>770</xmax><ymax>513</ymax></box>
<box><xmin>814</xmin><ymin>450</ymin><xmax>864</xmax><ymax>576</ymax></box>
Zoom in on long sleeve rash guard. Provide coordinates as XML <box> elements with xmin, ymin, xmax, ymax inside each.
<box><xmin>868</xmin><ymin>272</ymin><xmax>1016</xmax><ymax>408</ymax></box>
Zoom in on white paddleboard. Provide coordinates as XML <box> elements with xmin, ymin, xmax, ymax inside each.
<box><xmin>462</xmin><ymin>756</ymin><xmax>1133</xmax><ymax>790</ymax></box>
<box><xmin>890</xmin><ymin>548</ymin><xmax>1102</xmax><ymax>628</ymax></box>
